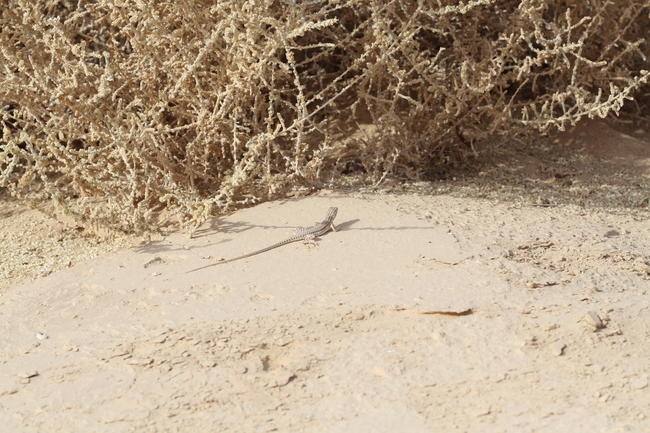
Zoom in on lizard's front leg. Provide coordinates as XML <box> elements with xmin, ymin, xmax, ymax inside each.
<box><xmin>302</xmin><ymin>234</ymin><xmax>317</xmax><ymax>246</ymax></box>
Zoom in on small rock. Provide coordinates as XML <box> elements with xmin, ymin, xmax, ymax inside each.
<box><xmin>604</xmin><ymin>229</ymin><xmax>620</xmax><ymax>238</ymax></box>
<box><xmin>110</xmin><ymin>343</ymin><xmax>132</xmax><ymax>358</ymax></box>
<box><xmin>630</xmin><ymin>374</ymin><xmax>649</xmax><ymax>390</ymax></box>
<box><xmin>126</xmin><ymin>358</ymin><xmax>153</xmax><ymax>366</ymax></box>
<box><xmin>17</xmin><ymin>371</ymin><xmax>38</xmax><ymax>379</ymax></box>
<box><xmin>585</xmin><ymin>311</ymin><xmax>605</xmax><ymax>330</ymax></box>
<box><xmin>471</xmin><ymin>406</ymin><xmax>491</xmax><ymax>417</ymax></box>
<box><xmin>199</xmin><ymin>359</ymin><xmax>217</xmax><ymax>368</ymax></box>
<box><xmin>274</xmin><ymin>337</ymin><xmax>293</xmax><ymax>347</ymax></box>
<box><xmin>290</xmin><ymin>360</ymin><xmax>311</xmax><ymax>372</ymax></box>
<box><xmin>0</xmin><ymin>387</ymin><xmax>18</xmax><ymax>396</ymax></box>
<box><xmin>267</xmin><ymin>369</ymin><xmax>295</xmax><ymax>388</ymax></box>
<box><xmin>551</xmin><ymin>341</ymin><xmax>566</xmax><ymax>356</ymax></box>
<box><xmin>152</xmin><ymin>334</ymin><xmax>167</xmax><ymax>344</ymax></box>
<box><xmin>19</xmin><ymin>378</ymin><xmax>30</xmax><ymax>385</ymax></box>
<box><xmin>522</xmin><ymin>335</ymin><xmax>537</xmax><ymax>347</ymax></box>
<box><xmin>632</xmin><ymin>259</ymin><xmax>650</xmax><ymax>274</ymax></box>
<box><xmin>36</xmin><ymin>332</ymin><xmax>47</xmax><ymax>340</ymax></box>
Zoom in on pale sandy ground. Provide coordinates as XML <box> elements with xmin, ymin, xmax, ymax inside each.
<box><xmin>1</xmin><ymin>120</ymin><xmax>649</xmax><ymax>432</ymax></box>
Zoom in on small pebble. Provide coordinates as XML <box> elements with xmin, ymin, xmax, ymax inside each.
<box><xmin>267</xmin><ymin>369</ymin><xmax>295</xmax><ymax>388</ymax></box>
<box><xmin>630</xmin><ymin>375</ymin><xmax>649</xmax><ymax>390</ymax></box>
<box><xmin>152</xmin><ymin>334</ymin><xmax>167</xmax><ymax>344</ymax></box>
<box><xmin>274</xmin><ymin>337</ymin><xmax>293</xmax><ymax>347</ymax></box>
<box><xmin>0</xmin><ymin>387</ymin><xmax>18</xmax><ymax>396</ymax></box>
<box><xmin>126</xmin><ymin>358</ymin><xmax>153</xmax><ymax>366</ymax></box>
<box><xmin>200</xmin><ymin>359</ymin><xmax>217</xmax><ymax>368</ymax></box>
<box><xmin>585</xmin><ymin>311</ymin><xmax>605</xmax><ymax>330</ymax></box>
<box><xmin>551</xmin><ymin>341</ymin><xmax>566</xmax><ymax>356</ymax></box>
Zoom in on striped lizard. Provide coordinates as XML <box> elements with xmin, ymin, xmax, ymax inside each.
<box><xmin>186</xmin><ymin>207</ymin><xmax>338</xmax><ymax>273</ymax></box>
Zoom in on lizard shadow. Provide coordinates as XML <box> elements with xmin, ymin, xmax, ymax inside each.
<box><xmin>334</xmin><ymin>218</ymin><xmax>358</xmax><ymax>232</ymax></box>
<box><xmin>136</xmin><ymin>216</ymin><xmax>358</xmax><ymax>256</ymax></box>
<box><xmin>190</xmin><ymin>213</ymin><xmax>358</xmax><ymax>239</ymax></box>
<box><xmin>189</xmin><ymin>218</ymin><xmax>260</xmax><ymax>239</ymax></box>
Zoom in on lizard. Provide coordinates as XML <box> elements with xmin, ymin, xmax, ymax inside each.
<box><xmin>185</xmin><ymin>207</ymin><xmax>338</xmax><ymax>273</ymax></box>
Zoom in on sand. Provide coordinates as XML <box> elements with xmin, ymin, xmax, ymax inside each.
<box><xmin>1</xmin><ymin>120</ymin><xmax>649</xmax><ymax>432</ymax></box>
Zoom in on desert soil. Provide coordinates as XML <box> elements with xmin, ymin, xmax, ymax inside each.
<box><xmin>1</xmin><ymin>120</ymin><xmax>649</xmax><ymax>432</ymax></box>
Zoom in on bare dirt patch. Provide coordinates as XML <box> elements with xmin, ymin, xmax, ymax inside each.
<box><xmin>1</xmin><ymin>120</ymin><xmax>649</xmax><ymax>431</ymax></box>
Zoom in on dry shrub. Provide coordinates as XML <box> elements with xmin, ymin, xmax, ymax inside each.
<box><xmin>1</xmin><ymin>0</ymin><xmax>649</xmax><ymax>234</ymax></box>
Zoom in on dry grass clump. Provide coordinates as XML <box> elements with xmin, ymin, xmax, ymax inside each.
<box><xmin>1</xmin><ymin>0</ymin><xmax>649</xmax><ymax>234</ymax></box>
